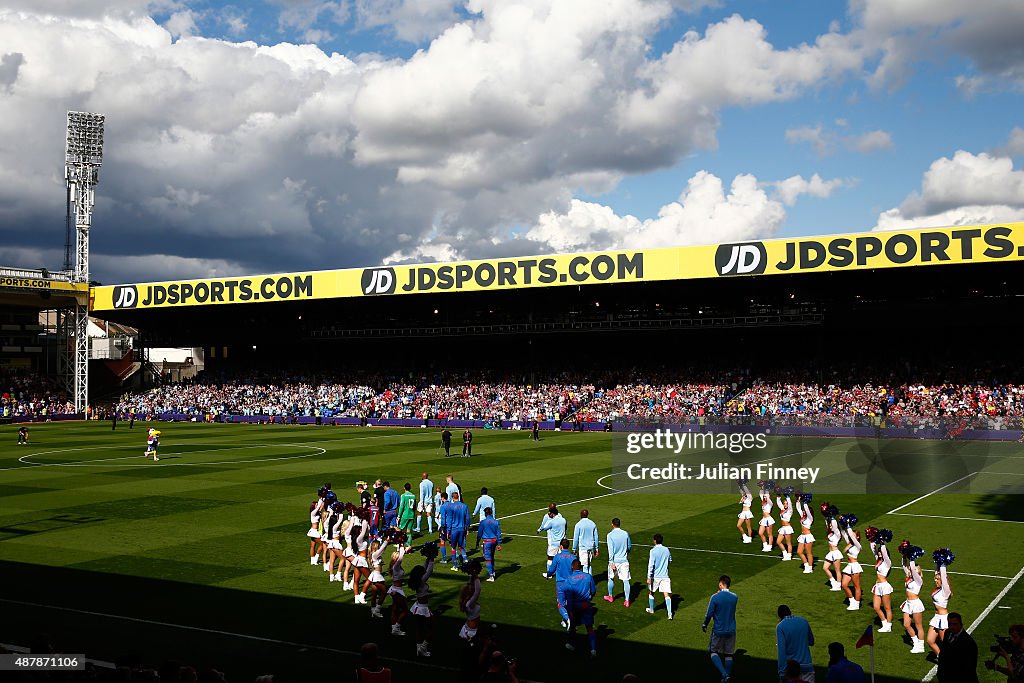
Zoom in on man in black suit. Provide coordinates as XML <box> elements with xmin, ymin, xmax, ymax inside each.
<box><xmin>462</xmin><ymin>429</ymin><xmax>473</xmax><ymax>457</ymax></box>
<box><xmin>441</xmin><ymin>428</ymin><xmax>452</xmax><ymax>457</ymax></box>
<box><xmin>937</xmin><ymin>613</ymin><xmax>979</xmax><ymax>683</ymax></box>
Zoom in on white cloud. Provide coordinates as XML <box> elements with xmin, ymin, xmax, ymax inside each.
<box><xmin>874</xmin><ymin>149</ymin><xmax>1024</xmax><ymax>229</ymax></box>
<box><xmin>524</xmin><ymin>170</ymin><xmax>787</xmax><ymax>252</ymax></box>
<box><xmin>851</xmin><ymin>129</ymin><xmax>893</xmax><ymax>153</ymax></box>
<box><xmin>855</xmin><ymin>0</ymin><xmax>1024</xmax><ymax>89</ymax></box>
<box><xmin>164</xmin><ymin>9</ymin><xmax>198</xmax><ymax>39</ymax></box>
<box><xmin>786</xmin><ymin>123</ymin><xmax>893</xmax><ymax>156</ymax></box>
<box><xmin>772</xmin><ymin>174</ymin><xmax>847</xmax><ymax>206</ymax></box>
<box><xmin>998</xmin><ymin>127</ymin><xmax>1024</xmax><ymax>156</ymax></box>
<box><xmin>786</xmin><ymin>125</ymin><xmax>829</xmax><ymax>156</ymax></box>
<box><xmin>354</xmin><ymin>0</ymin><xmax>462</xmax><ymax>43</ymax></box>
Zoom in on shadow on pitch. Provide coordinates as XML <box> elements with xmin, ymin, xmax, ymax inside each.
<box><xmin>0</xmin><ymin>559</ymin><xmax>916</xmax><ymax>683</ymax></box>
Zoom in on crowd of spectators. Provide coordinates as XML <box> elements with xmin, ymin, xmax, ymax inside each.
<box><xmin>112</xmin><ymin>367</ymin><xmax>1024</xmax><ymax>430</ymax></box>
<box><xmin>1</xmin><ymin>369</ymin><xmax>76</xmax><ymax>419</ymax></box>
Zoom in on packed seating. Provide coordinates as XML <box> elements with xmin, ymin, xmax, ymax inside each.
<box><xmin>0</xmin><ymin>369</ymin><xmax>76</xmax><ymax>419</ymax></box>
<box><xmin>113</xmin><ymin>369</ymin><xmax>1024</xmax><ymax>429</ymax></box>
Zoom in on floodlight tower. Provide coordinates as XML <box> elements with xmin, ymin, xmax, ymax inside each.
<box><xmin>64</xmin><ymin>111</ymin><xmax>105</xmax><ymax>412</ymax></box>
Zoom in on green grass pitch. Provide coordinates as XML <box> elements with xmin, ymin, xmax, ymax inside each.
<box><xmin>1</xmin><ymin>422</ymin><xmax>1022</xmax><ymax>682</ymax></box>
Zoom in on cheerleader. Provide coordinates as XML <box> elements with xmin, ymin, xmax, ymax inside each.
<box><xmin>325</xmin><ymin>502</ymin><xmax>347</xmax><ymax>582</ymax></box>
<box><xmin>307</xmin><ymin>500</ymin><xmax>323</xmax><ymax>565</ymax></box>
<box><xmin>388</xmin><ymin>546</ymin><xmax>409</xmax><ymax>637</ymax></box>
<box><xmin>757</xmin><ymin>481</ymin><xmax>775</xmax><ymax>553</ymax></box>
<box><xmin>926</xmin><ymin>549</ymin><xmax>955</xmax><ymax>658</ymax></box>
<box><xmin>459</xmin><ymin>559</ymin><xmax>483</xmax><ymax>641</ymax></box>
<box><xmin>409</xmin><ymin>547</ymin><xmax>438</xmax><ymax>657</ymax></box>
<box><xmin>794</xmin><ymin>493</ymin><xmax>815</xmax><ymax>573</ymax></box>
<box><xmin>341</xmin><ymin>505</ymin><xmax>359</xmax><ymax>590</ymax></box>
<box><xmin>839</xmin><ymin>514</ymin><xmax>862</xmax><ymax>610</ymax></box>
<box><xmin>775</xmin><ymin>487</ymin><xmax>795</xmax><ymax>561</ymax></box>
<box><xmin>821</xmin><ymin>504</ymin><xmax>842</xmax><ymax>591</ymax></box>
<box><xmin>865</xmin><ymin>527</ymin><xmax>894</xmax><ymax>632</ymax></box>
<box><xmin>900</xmin><ymin>542</ymin><xmax>927</xmax><ymax>654</ymax></box>
<box><xmin>736</xmin><ymin>479</ymin><xmax>754</xmax><ymax>544</ymax></box>
<box><xmin>364</xmin><ymin>537</ymin><xmax>391</xmax><ymax>618</ymax></box>
<box><xmin>349</xmin><ymin>510</ymin><xmax>370</xmax><ymax>601</ymax></box>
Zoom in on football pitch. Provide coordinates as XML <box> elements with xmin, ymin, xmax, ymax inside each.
<box><xmin>1</xmin><ymin>422</ymin><xmax>1022</xmax><ymax>682</ymax></box>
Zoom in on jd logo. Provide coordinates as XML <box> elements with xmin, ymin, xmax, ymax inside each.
<box><xmin>361</xmin><ymin>268</ymin><xmax>396</xmax><ymax>295</ymax></box>
<box><xmin>112</xmin><ymin>285</ymin><xmax>138</xmax><ymax>308</ymax></box>
<box><xmin>715</xmin><ymin>242</ymin><xmax>767</xmax><ymax>276</ymax></box>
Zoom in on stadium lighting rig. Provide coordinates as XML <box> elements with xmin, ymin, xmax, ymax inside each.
<box><xmin>63</xmin><ymin>110</ymin><xmax>105</xmax><ymax>412</ymax></box>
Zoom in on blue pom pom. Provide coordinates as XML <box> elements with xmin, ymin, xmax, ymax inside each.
<box><xmin>909</xmin><ymin>545</ymin><xmax>925</xmax><ymax>561</ymax></box>
<box><xmin>800</xmin><ymin>492</ymin><xmax>812</xmax><ymax>504</ymax></box>
<box><xmin>932</xmin><ymin>548</ymin><xmax>955</xmax><ymax>567</ymax></box>
<box><xmin>782</xmin><ymin>486</ymin><xmax>795</xmax><ymax>497</ymax></box>
<box><xmin>879</xmin><ymin>529</ymin><xmax>893</xmax><ymax>544</ymax></box>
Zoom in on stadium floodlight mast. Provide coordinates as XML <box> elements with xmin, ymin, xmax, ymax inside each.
<box><xmin>64</xmin><ymin>111</ymin><xmax>105</xmax><ymax>412</ymax></box>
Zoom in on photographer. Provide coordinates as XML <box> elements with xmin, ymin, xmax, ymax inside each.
<box><xmin>990</xmin><ymin>624</ymin><xmax>1024</xmax><ymax>683</ymax></box>
<box><xmin>480</xmin><ymin>649</ymin><xmax>519</xmax><ymax>683</ymax></box>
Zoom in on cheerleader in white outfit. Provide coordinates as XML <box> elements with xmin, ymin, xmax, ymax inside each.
<box><xmin>459</xmin><ymin>559</ymin><xmax>483</xmax><ymax>641</ymax></box>
<box><xmin>307</xmin><ymin>500</ymin><xmax>323</xmax><ymax>565</ymax></box>
<box><xmin>736</xmin><ymin>480</ymin><xmax>754</xmax><ymax>543</ymax></box>
<box><xmin>775</xmin><ymin>489</ymin><xmax>795</xmax><ymax>561</ymax></box>
<box><xmin>757</xmin><ymin>482</ymin><xmax>775</xmax><ymax>553</ymax></box>
<box><xmin>865</xmin><ymin>527</ymin><xmax>894</xmax><ymax>632</ymax></box>
<box><xmin>409</xmin><ymin>552</ymin><xmax>437</xmax><ymax>657</ymax></box>
<box><xmin>389</xmin><ymin>546</ymin><xmax>408</xmax><ymax>637</ymax></box>
<box><xmin>326</xmin><ymin>502</ymin><xmax>348</xmax><ymax>582</ymax></box>
<box><xmin>926</xmin><ymin>551</ymin><xmax>954</xmax><ymax>657</ymax></box>
<box><xmin>840</xmin><ymin>516</ymin><xmax>862</xmax><ymax>610</ymax></box>
<box><xmin>349</xmin><ymin>512</ymin><xmax>370</xmax><ymax>601</ymax></box>
<box><xmin>900</xmin><ymin>543</ymin><xmax>927</xmax><ymax>654</ymax></box>
<box><xmin>821</xmin><ymin>505</ymin><xmax>842</xmax><ymax>591</ymax></box>
<box><xmin>320</xmin><ymin>502</ymin><xmax>340</xmax><ymax>577</ymax></box>
<box><xmin>364</xmin><ymin>538</ymin><xmax>390</xmax><ymax>617</ymax></box>
<box><xmin>794</xmin><ymin>494</ymin><xmax>815</xmax><ymax>573</ymax></box>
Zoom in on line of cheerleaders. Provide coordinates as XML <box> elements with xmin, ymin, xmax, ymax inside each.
<box><xmin>304</xmin><ymin>482</ymin><xmax>484</xmax><ymax>659</ymax></box>
<box><xmin>736</xmin><ymin>479</ymin><xmax>955</xmax><ymax>657</ymax></box>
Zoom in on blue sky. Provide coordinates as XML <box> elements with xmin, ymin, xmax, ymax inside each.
<box><xmin>0</xmin><ymin>0</ymin><xmax>1022</xmax><ymax>283</ymax></box>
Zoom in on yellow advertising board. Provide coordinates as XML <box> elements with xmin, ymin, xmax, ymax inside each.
<box><xmin>90</xmin><ymin>223</ymin><xmax>1024</xmax><ymax>311</ymax></box>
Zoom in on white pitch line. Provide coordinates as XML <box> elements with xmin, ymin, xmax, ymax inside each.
<box><xmin>922</xmin><ymin>561</ymin><xmax>1024</xmax><ymax>682</ymax></box>
<box><xmin>890</xmin><ymin>512</ymin><xmax>1024</xmax><ymax>525</ymax></box>
<box><xmin>494</xmin><ymin>533</ymin><xmax>1011</xmax><ymax>579</ymax></box>
<box><xmin>886</xmin><ymin>472</ymin><xmax>979</xmax><ymax>514</ymax></box>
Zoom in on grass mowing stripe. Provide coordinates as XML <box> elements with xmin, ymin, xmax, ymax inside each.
<box><xmin>889</xmin><ymin>512</ymin><xmax>1024</xmax><ymax>524</ymax></box>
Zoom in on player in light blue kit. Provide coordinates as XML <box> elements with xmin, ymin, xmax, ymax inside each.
<box><xmin>472</xmin><ymin>487</ymin><xmax>496</xmax><ymax>548</ymax></box>
<box><xmin>604</xmin><ymin>517</ymin><xmax>633</xmax><ymax>606</ymax></box>
<box><xmin>646</xmin><ymin>533</ymin><xmax>673</xmax><ymax>620</ymax></box>
<box><xmin>538</xmin><ymin>505</ymin><xmax>567</xmax><ymax>577</ymax></box>
<box><xmin>416</xmin><ymin>472</ymin><xmax>435</xmax><ymax>534</ymax></box>
<box><xmin>563</xmin><ymin>559</ymin><xmax>598</xmax><ymax>658</ymax></box>
<box><xmin>572</xmin><ymin>509</ymin><xmax>599</xmax><ymax>575</ymax></box>
<box><xmin>477</xmin><ymin>507</ymin><xmax>502</xmax><ymax>582</ymax></box>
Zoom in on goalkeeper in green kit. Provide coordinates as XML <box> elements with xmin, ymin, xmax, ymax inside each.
<box><xmin>398</xmin><ymin>483</ymin><xmax>417</xmax><ymax>546</ymax></box>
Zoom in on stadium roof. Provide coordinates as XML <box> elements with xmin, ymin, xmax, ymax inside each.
<box><xmin>90</xmin><ymin>222</ymin><xmax>1024</xmax><ymax>313</ymax></box>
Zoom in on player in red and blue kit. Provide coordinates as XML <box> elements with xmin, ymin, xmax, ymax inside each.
<box><xmin>563</xmin><ymin>559</ymin><xmax>598</xmax><ymax>658</ymax></box>
<box><xmin>547</xmin><ymin>538</ymin><xmax>576</xmax><ymax>626</ymax></box>
<box><xmin>440</xmin><ymin>491</ymin><xmax>471</xmax><ymax>570</ymax></box>
<box><xmin>478</xmin><ymin>507</ymin><xmax>502</xmax><ymax>582</ymax></box>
